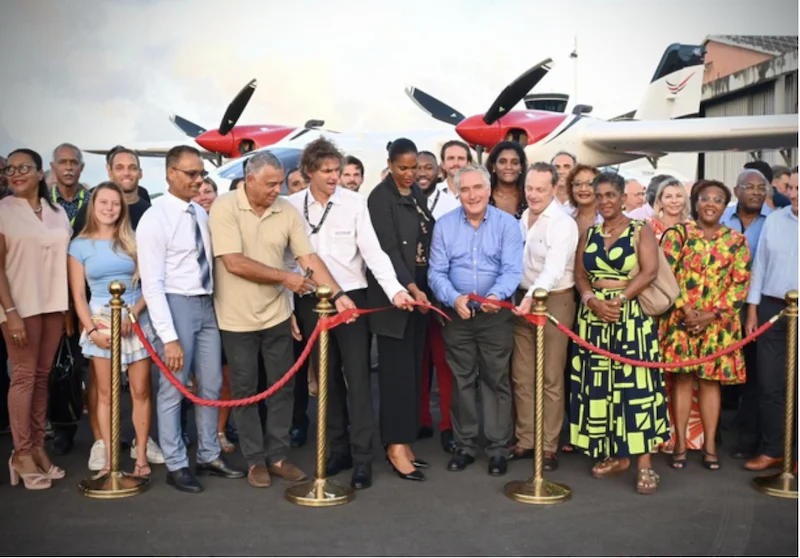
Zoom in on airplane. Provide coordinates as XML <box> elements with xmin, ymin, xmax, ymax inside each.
<box><xmin>405</xmin><ymin>42</ymin><xmax>799</xmax><ymax>168</ymax></box>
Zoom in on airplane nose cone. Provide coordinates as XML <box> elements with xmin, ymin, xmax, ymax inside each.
<box><xmin>455</xmin><ymin>115</ymin><xmax>502</xmax><ymax>149</ymax></box>
<box><xmin>195</xmin><ymin>130</ymin><xmax>235</xmax><ymax>157</ymax></box>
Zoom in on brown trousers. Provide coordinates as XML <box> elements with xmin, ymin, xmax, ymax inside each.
<box><xmin>2</xmin><ymin>313</ymin><xmax>64</xmax><ymax>456</ymax></box>
<box><xmin>511</xmin><ymin>290</ymin><xmax>575</xmax><ymax>453</ymax></box>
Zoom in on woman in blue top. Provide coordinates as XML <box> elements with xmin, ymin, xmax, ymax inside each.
<box><xmin>68</xmin><ymin>182</ymin><xmax>155</xmax><ymax>477</ymax></box>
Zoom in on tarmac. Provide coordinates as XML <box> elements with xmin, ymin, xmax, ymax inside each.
<box><xmin>0</xmin><ymin>379</ymin><xmax>797</xmax><ymax>556</ymax></box>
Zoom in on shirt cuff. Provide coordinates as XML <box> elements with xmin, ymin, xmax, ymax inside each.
<box><xmin>157</xmin><ymin>328</ymin><xmax>179</xmax><ymax>345</ymax></box>
<box><xmin>746</xmin><ymin>291</ymin><xmax>762</xmax><ymax>306</ymax></box>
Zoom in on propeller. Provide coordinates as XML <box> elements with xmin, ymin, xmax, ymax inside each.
<box><xmin>219</xmin><ymin>78</ymin><xmax>257</xmax><ymax>135</ymax></box>
<box><xmin>170</xmin><ymin>115</ymin><xmax>207</xmax><ymax>138</ymax></box>
<box><xmin>482</xmin><ymin>58</ymin><xmax>553</xmax><ymax>125</ymax></box>
<box><xmin>404</xmin><ymin>87</ymin><xmax>466</xmax><ymax>126</ymax></box>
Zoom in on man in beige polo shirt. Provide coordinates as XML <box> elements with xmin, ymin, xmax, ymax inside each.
<box><xmin>209</xmin><ymin>151</ymin><xmax>356</xmax><ymax>488</ymax></box>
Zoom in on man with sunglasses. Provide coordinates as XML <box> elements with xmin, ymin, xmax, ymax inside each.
<box><xmin>137</xmin><ymin>145</ymin><xmax>244</xmax><ymax>493</ymax></box>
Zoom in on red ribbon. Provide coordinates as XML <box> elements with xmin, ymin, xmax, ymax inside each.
<box><xmin>466</xmin><ymin>294</ymin><xmax>546</xmax><ymax>326</ymax></box>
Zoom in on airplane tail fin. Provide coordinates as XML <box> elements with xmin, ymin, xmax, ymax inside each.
<box><xmin>633</xmin><ymin>43</ymin><xmax>706</xmax><ymax>121</ymax></box>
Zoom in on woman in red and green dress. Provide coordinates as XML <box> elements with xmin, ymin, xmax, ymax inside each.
<box><xmin>659</xmin><ymin>180</ymin><xmax>751</xmax><ymax>471</ymax></box>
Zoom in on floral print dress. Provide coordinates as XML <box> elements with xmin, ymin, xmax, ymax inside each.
<box><xmin>659</xmin><ymin>221</ymin><xmax>751</xmax><ymax>384</ymax></box>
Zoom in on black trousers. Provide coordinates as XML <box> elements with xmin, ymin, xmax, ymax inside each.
<box><xmin>54</xmin><ymin>322</ymin><xmax>85</xmax><ymax>441</ymax></box>
<box><xmin>442</xmin><ymin>309</ymin><xmax>514</xmax><ymax>459</ymax></box>
<box><xmin>291</xmin><ymin>294</ymin><xmax>311</xmax><ymax>433</ymax></box>
<box><xmin>736</xmin><ymin>308</ymin><xmax>761</xmax><ymax>450</ymax></box>
<box><xmin>221</xmin><ymin>319</ymin><xmax>295</xmax><ymax>467</ymax></box>
<box><xmin>297</xmin><ymin>289</ymin><xmax>373</xmax><ymax>463</ymax></box>
<box><xmin>756</xmin><ymin>297</ymin><xmax>794</xmax><ymax>458</ymax></box>
<box><xmin>376</xmin><ymin>309</ymin><xmax>427</xmax><ymax>445</ymax></box>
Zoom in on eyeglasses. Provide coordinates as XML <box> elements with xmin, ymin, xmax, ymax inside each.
<box><xmin>698</xmin><ymin>195</ymin><xmax>725</xmax><ymax>205</ymax></box>
<box><xmin>739</xmin><ymin>183</ymin><xmax>768</xmax><ymax>193</ymax></box>
<box><xmin>571</xmin><ymin>181</ymin><xmax>593</xmax><ymax>190</ymax></box>
<box><xmin>3</xmin><ymin>164</ymin><xmax>36</xmax><ymax>177</ymax></box>
<box><xmin>171</xmin><ymin>167</ymin><xmax>208</xmax><ymax>180</ymax></box>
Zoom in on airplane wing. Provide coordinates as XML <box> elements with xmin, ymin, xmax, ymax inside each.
<box><xmin>582</xmin><ymin>114</ymin><xmax>798</xmax><ymax>155</ymax></box>
<box><xmin>83</xmin><ymin>143</ymin><xmax>221</xmax><ymax>162</ymax></box>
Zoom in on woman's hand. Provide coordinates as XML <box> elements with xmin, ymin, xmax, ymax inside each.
<box><xmin>90</xmin><ymin>330</ymin><xmax>112</xmax><ymax>350</ymax></box>
<box><xmin>588</xmin><ymin>298</ymin><xmax>621</xmax><ymax>323</ymax></box>
<box><xmin>683</xmin><ymin>309</ymin><xmax>716</xmax><ymax>334</ymax></box>
<box><xmin>6</xmin><ymin>311</ymin><xmax>27</xmax><ymax>349</ymax></box>
<box><xmin>410</xmin><ymin>287</ymin><xmax>431</xmax><ymax>314</ymax></box>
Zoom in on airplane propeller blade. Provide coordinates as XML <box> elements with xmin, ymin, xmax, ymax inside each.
<box><xmin>405</xmin><ymin>86</ymin><xmax>466</xmax><ymax>126</ymax></box>
<box><xmin>219</xmin><ymin>78</ymin><xmax>258</xmax><ymax>136</ymax></box>
<box><xmin>483</xmin><ymin>59</ymin><xmax>553</xmax><ymax>125</ymax></box>
<box><xmin>170</xmin><ymin>114</ymin><xmax>207</xmax><ymax>138</ymax></box>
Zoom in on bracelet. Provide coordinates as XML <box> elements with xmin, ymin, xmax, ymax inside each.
<box><xmin>330</xmin><ymin>291</ymin><xmax>345</xmax><ymax>304</ymax></box>
<box><xmin>3</xmin><ymin>306</ymin><xmax>16</xmax><ymax>314</ymax></box>
<box><xmin>581</xmin><ymin>291</ymin><xmax>596</xmax><ymax>305</ymax></box>
<box><xmin>87</xmin><ymin>327</ymin><xmax>98</xmax><ymax>337</ymax></box>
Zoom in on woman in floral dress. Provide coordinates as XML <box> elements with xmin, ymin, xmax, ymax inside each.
<box><xmin>659</xmin><ymin>180</ymin><xmax>751</xmax><ymax>471</ymax></box>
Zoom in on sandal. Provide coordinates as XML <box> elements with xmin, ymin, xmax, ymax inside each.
<box><xmin>702</xmin><ymin>450</ymin><xmax>720</xmax><ymax>471</ymax></box>
<box><xmin>561</xmin><ymin>444</ymin><xmax>575</xmax><ymax>453</ymax></box>
<box><xmin>636</xmin><ymin>468</ymin><xmax>660</xmax><ymax>495</ymax></box>
<box><xmin>591</xmin><ymin>457</ymin><xmax>630</xmax><ymax>479</ymax></box>
<box><xmin>217</xmin><ymin>431</ymin><xmax>235</xmax><ymax>453</ymax></box>
<box><xmin>133</xmin><ymin>462</ymin><xmax>151</xmax><ymax>477</ymax></box>
<box><xmin>671</xmin><ymin>450</ymin><xmax>687</xmax><ymax>469</ymax></box>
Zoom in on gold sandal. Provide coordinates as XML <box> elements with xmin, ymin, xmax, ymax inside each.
<box><xmin>591</xmin><ymin>457</ymin><xmax>630</xmax><ymax>479</ymax></box>
<box><xmin>636</xmin><ymin>468</ymin><xmax>660</xmax><ymax>495</ymax></box>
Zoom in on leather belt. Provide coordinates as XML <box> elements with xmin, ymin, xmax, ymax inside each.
<box><xmin>517</xmin><ymin>286</ymin><xmax>574</xmax><ymax>296</ymax></box>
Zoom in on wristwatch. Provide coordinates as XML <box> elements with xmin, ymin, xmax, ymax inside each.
<box><xmin>618</xmin><ymin>294</ymin><xmax>628</xmax><ymax>304</ymax></box>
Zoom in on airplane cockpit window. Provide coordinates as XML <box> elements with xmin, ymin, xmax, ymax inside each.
<box><xmin>650</xmin><ymin>43</ymin><xmax>706</xmax><ymax>83</ymax></box>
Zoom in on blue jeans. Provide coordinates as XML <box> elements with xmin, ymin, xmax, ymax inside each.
<box><xmin>156</xmin><ymin>294</ymin><xmax>222</xmax><ymax>471</ymax></box>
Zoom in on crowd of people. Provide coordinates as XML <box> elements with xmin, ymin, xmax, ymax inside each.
<box><xmin>0</xmin><ymin>137</ymin><xmax>796</xmax><ymax>496</ymax></box>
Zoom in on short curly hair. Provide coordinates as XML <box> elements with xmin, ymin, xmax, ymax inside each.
<box><xmin>299</xmin><ymin>137</ymin><xmax>344</xmax><ymax>180</ymax></box>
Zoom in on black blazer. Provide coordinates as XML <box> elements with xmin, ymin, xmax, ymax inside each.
<box><xmin>366</xmin><ymin>175</ymin><xmax>434</xmax><ymax>339</ymax></box>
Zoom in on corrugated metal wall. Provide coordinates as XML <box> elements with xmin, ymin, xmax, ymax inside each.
<box><xmin>703</xmin><ymin>78</ymin><xmax>797</xmax><ymax>186</ymax></box>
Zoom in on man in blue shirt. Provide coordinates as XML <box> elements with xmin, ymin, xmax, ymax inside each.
<box><xmin>428</xmin><ymin>165</ymin><xmax>523</xmax><ymax>476</ymax></box>
<box><xmin>741</xmin><ymin>167</ymin><xmax>798</xmax><ymax>472</ymax></box>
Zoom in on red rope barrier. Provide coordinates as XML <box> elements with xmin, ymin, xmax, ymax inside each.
<box><xmin>466</xmin><ymin>294</ymin><xmax>545</xmax><ymax>326</ymax></box>
<box><xmin>130</xmin><ymin>300</ymin><xmax>447</xmax><ymax>408</ymax></box>
<box><xmin>547</xmin><ymin>312</ymin><xmax>782</xmax><ymax>370</ymax></box>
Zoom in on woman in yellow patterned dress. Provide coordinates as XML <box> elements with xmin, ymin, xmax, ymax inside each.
<box><xmin>571</xmin><ymin>172</ymin><xmax>670</xmax><ymax>494</ymax></box>
<box><xmin>659</xmin><ymin>180</ymin><xmax>751</xmax><ymax>471</ymax></box>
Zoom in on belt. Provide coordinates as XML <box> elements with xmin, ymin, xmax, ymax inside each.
<box><xmin>517</xmin><ymin>286</ymin><xmax>574</xmax><ymax>296</ymax></box>
<box><xmin>764</xmin><ymin>295</ymin><xmax>789</xmax><ymax>306</ymax></box>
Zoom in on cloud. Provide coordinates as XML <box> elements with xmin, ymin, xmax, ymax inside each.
<box><xmin>0</xmin><ymin>0</ymin><xmax>796</xmax><ymax>190</ymax></box>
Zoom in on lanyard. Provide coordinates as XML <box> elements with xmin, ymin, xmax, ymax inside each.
<box><xmin>51</xmin><ymin>187</ymin><xmax>86</xmax><ymax>225</ymax></box>
<box><xmin>303</xmin><ymin>191</ymin><xmax>333</xmax><ymax>235</ymax></box>
<box><xmin>429</xmin><ymin>189</ymin><xmax>441</xmax><ymax>214</ymax></box>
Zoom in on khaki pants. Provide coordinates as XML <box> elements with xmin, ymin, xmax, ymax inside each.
<box><xmin>511</xmin><ymin>290</ymin><xmax>575</xmax><ymax>452</ymax></box>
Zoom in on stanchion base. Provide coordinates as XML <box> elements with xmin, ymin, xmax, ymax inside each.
<box><xmin>752</xmin><ymin>471</ymin><xmax>798</xmax><ymax>499</ymax></box>
<box><xmin>78</xmin><ymin>471</ymin><xmax>150</xmax><ymax>499</ymax></box>
<box><xmin>285</xmin><ymin>478</ymin><xmax>354</xmax><ymax>507</ymax></box>
<box><xmin>504</xmin><ymin>477</ymin><xmax>571</xmax><ymax>505</ymax></box>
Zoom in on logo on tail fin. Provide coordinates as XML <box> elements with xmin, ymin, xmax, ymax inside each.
<box><xmin>666</xmin><ymin>72</ymin><xmax>696</xmax><ymax>95</ymax></box>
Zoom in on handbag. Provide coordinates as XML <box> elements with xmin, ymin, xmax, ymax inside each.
<box><xmin>47</xmin><ymin>335</ymin><xmax>84</xmax><ymax>425</ymax></box>
<box><xmin>629</xmin><ymin>221</ymin><xmax>684</xmax><ymax>316</ymax></box>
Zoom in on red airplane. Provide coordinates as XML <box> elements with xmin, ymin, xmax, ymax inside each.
<box><xmin>169</xmin><ymin>78</ymin><xmax>327</xmax><ymax>163</ymax></box>
<box><xmin>405</xmin><ymin>43</ymin><xmax>799</xmax><ymax>166</ymax></box>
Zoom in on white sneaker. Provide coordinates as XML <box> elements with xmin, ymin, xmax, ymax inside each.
<box><xmin>88</xmin><ymin>440</ymin><xmax>106</xmax><ymax>471</ymax></box>
<box><xmin>131</xmin><ymin>437</ymin><xmax>165</xmax><ymax>464</ymax></box>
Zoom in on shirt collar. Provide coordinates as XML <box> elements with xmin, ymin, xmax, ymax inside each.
<box><xmin>164</xmin><ymin>190</ymin><xmax>192</xmax><ymax>212</ymax></box>
<box><xmin>728</xmin><ymin>202</ymin><xmax>772</xmax><ymax>220</ymax></box>
<box><xmin>459</xmin><ymin>204</ymin><xmax>493</xmax><ymax>223</ymax></box>
<box><xmin>306</xmin><ymin>186</ymin><xmax>342</xmax><ymax>207</ymax></box>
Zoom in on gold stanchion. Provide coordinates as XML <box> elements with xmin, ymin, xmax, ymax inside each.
<box><xmin>505</xmin><ymin>288</ymin><xmax>571</xmax><ymax>505</ymax></box>
<box><xmin>79</xmin><ymin>281</ymin><xmax>150</xmax><ymax>498</ymax></box>
<box><xmin>286</xmin><ymin>285</ymin><xmax>354</xmax><ymax>507</ymax></box>
<box><xmin>753</xmin><ymin>289</ymin><xmax>798</xmax><ymax>499</ymax></box>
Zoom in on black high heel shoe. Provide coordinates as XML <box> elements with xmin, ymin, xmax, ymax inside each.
<box><xmin>390</xmin><ymin>462</ymin><xmax>426</xmax><ymax>481</ymax></box>
<box><xmin>383</xmin><ymin>444</ymin><xmax>429</xmax><ymax>469</ymax></box>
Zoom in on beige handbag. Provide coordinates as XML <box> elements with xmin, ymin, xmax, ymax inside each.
<box><xmin>630</xmin><ymin>222</ymin><xmax>684</xmax><ymax>316</ymax></box>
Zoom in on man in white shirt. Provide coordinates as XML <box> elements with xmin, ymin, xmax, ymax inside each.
<box><xmin>137</xmin><ymin>145</ymin><xmax>245</xmax><ymax>493</ymax></box>
<box><xmin>287</xmin><ymin>138</ymin><xmax>414</xmax><ymax>489</ymax></box>
<box><xmin>550</xmin><ymin>151</ymin><xmax>576</xmax><ymax>206</ymax></box>
<box><xmin>512</xmin><ymin>162</ymin><xmax>579</xmax><ymax>470</ymax></box>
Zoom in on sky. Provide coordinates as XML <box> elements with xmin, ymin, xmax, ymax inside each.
<box><xmin>0</xmin><ymin>0</ymin><xmax>797</xmax><ymax>192</ymax></box>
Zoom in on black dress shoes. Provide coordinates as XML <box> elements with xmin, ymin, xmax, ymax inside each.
<box><xmin>441</xmin><ymin>430</ymin><xmax>456</xmax><ymax>454</ymax></box>
<box><xmin>290</xmin><ymin>427</ymin><xmax>307</xmax><ymax>448</ymax></box>
<box><xmin>350</xmin><ymin>463</ymin><xmax>372</xmax><ymax>489</ymax></box>
<box><xmin>447</xmin><ymin>451</ymin><xmax>475</xmax><ymax>472</ymax></box>
<box><xmin>52</xmin><ymin>434</ymin><xmax>74</xmax><ymax>456</ymax></box>
<box><xmin>167</xmin><ymin>467</ymin><xmax>204</xmax><ymax>493</ymax></box>
<box><xmin>196</xmin><ymin>456</ymin><xmax>246</xmax><ymax>479</ymax></box>
<box><xmin>488</xmin><ymin>456</ymin><xmax>508</xmax><ymax>476</ymax></box>
<box><xmin>326</xmin><ymin>453</ymin><xmax>353</xmax><ymax>476</ymax></box>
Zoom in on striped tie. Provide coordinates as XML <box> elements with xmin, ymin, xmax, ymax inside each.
<box><xmin>187</xmin><ymin>205</ymin><xmax>212</xmax><ymax>292</ymax></box>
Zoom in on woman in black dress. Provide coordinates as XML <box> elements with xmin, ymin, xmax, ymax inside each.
<box><xmin>367</xmin><ymin>138</ymin><xmax>434</xmax><ymax>481</ymax></box>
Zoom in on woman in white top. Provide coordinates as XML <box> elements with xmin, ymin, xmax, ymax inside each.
<box><xmin>68</xmin><ymin>182</ymin><xmax>156</xmax><ymax>477</ymax></box>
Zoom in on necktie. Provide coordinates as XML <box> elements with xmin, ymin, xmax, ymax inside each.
<box><xmin>187</xmin><ymin>205</ymin><xmax>212</xmax><ymax>292</ymax></box>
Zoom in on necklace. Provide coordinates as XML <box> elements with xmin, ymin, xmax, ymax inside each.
<box><xmin>599</xmin><ymin>220</ymin><xmax>626</xmax><ymax>238</ymax></box>
<box><xmin>33</xmin><ymin>204</ymin><xmax>42</xmax><ymax>214</ymax></box>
